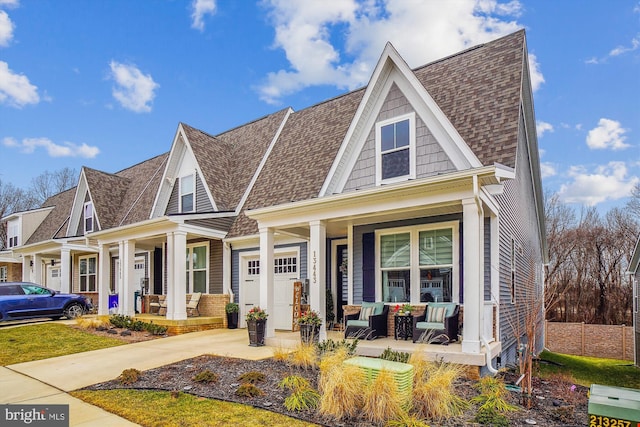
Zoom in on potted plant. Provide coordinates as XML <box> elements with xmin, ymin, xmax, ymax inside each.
<box><xmin>394</xmin><ymin>303</ymin><xmax>413</xmax><ymax>315</ymax></box>
<box><xmin>297</xmin><ymin>310</ymin><xmax>322</xmax><ymax>344</ymax></box>
<box><xmin>246</xmin><ymin>306</ymin><xmax>268</xmax><ymax>347</ymax></box>
<box><xmin>225</xmin><ymin>302</ymin><xmax>239</xmax><ymax>329</ymax></box>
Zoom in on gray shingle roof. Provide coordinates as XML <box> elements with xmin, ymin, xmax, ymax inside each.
<box><xmin>228</xmin><ymin>30</ymin><xmax>527</xmax><ymax>238</ymax></box>
<box><xmin>26</xmin><ymin>188</ymin><xmax>75</xmax><ymax>244</ymax></box>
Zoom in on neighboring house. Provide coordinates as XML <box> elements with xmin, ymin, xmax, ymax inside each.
<box><xmin>1</xmin><ymin>29</ymin><xmax>546</xmax><ymax>372</ymax></box>
<box><xmin>628</xmin><ymin>236</ymin><xmax>640</xmax><ymax>366</ymax></box>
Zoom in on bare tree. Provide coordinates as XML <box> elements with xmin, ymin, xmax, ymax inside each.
<box><xmin>29</xmin><ymin>167</ymin><xmax>77</xmax><ymax>204</ymax></box>
<box><xmin>627</xmin><ymin>182</ymin><xmax>640</xmax><ymax>219</ymax></box>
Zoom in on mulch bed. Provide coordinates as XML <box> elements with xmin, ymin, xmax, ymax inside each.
<box><xmin>82</xmin><ymin>354</ymin><xmax>589</xmax><ymax>426</ymax></box>
<box><xmin>70</xmin><ymin>325</ymin><xmax>164</xmax><ymax>343</ymax></box>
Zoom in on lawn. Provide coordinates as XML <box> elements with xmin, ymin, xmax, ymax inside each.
<box><xmin>538</xmin><ymin>350</ymin><xmax>640</xmax><ymax>388</ymax></box>
<box><xmin>71</xmin><ymin>389</ymin><xmax>319</xmax><ymax>427</ymax></box>
<box><xmin>0</xmin><ymin>323</ymin><xmax>125</xmax><ymax>365</ymax></box>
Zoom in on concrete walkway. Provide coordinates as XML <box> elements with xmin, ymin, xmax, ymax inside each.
<box><xmin>1</xmin><ymin>328</ymin><xmax>276</xmax><ymax>426</ymax></box>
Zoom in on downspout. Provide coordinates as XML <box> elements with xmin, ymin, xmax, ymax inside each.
<box><xmin>473</xmin><ymin>175</ymin><xmax>499</xmax><ymax>375</ymax></box>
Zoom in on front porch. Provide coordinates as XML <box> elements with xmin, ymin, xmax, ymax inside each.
<box><xmin>134</xmin><ymin>314</ymin><xmax>224</xmax><ymax>335</ymax></box>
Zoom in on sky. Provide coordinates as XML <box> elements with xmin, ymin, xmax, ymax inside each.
<box><xmin>0</xmin><ymin>0</ymin><xmax>639</xmax><ymax>213</ymax></box>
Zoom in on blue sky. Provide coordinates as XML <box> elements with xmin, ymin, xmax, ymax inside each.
<box><xmin>1</xmin><ymin>0</ymin><xmax>638</xmax><ymax>212</ymax></box>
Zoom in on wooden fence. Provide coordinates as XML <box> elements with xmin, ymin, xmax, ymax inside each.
<box><xmin>544</xmin><ymin>321</ymin><xmax>633</xmax><ymax>361</ymax></box>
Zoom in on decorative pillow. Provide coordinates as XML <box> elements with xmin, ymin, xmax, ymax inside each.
<box><xmin>359</xmin><ymin>306</ymin><xmax>375</xmax><ymax>321</ymax></box>
<box><xmin>427</xmin><ymin>306</ymin><xmax>446</xmax><ymax>323</ymax></box>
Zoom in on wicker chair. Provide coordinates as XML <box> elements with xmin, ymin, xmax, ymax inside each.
<box><xmin>412</xmin><ymin>302</ymin><xmax>459</xmax><ymax>344</ymax></box>
<box><xmin>344</xmin><ymin>302</ymin><xmax>389</xmax><ymax>340</ymax></box>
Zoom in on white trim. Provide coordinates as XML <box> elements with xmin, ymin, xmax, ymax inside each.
<box><xmin>186</xmin><ymin>241</ymin><xmax>209</xmax><ymax>294</ymax></box>
<box><xmin>78</xmin><ymin>254</ymin><xmax>97</xmax><ymax>293</ymax></box>
<box><xmin>374</xmin><ymin>220</ymin><xmax>459</xmax><ymax>305</ymax></box>
<box><xmin>84</xmin><ymin>201</ymin><xmax>94</xmax><ymax>233</ymax></box>
<box><xmin>375</xmin><ymin>112</ymin><xmax>416</xmax><ymax>185</ymax></box>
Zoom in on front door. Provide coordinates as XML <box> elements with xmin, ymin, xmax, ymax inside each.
<box><xmin>47</xmin><ymin>265</ymin><xmax>61</xmax><ymax>292</ymax></box>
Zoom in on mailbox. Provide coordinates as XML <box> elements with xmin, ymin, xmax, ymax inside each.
<box><xmin>588</xmin><ymin>384</ymin><xmax>640</xmax><ymax>426</ymax></box>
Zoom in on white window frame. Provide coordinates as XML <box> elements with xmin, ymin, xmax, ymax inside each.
<box><xmin>7</xmin><ymin>219</ymin><xmax>19</xmax><ymax>248</ymax></box>
<box><xmin>186</xmin><ymin>242</ymin><xmax>209</xmax><ymax>294</ymax></box>
<box><xmin>79</xmin><ymin>255</ymin><xmax>97</xmax><ymax>292</ymax></box>
<box><xmin>0</xmin><ymin>266</ymin><xmax>7</xmax><ymax>282</ymax></box>
<box><xmin>375</xmin><ymin>112</ymin><xmax>416</xmax><ymax>185</ymax></box>
<box><xmin>375</xmin><ymin>221</ymin><xmax>459</xmax><ymax>304</ymax></box>
<box><xmin>179</xmin><ymin>174</ymin><xmax>195</xmax><ymax>213</ymax></box>
<box><xmin>84</xmin><ymin>201</ymin><xmax>94</xmax><ymax>233</ymax></box>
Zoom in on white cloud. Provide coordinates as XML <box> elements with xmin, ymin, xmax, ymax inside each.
<box><xmin>586</xmin><ymin>34</ymin><xmax>640</xmax><ymax>64</ymax></box>
<box><xmin>0</xmin><ymin>10</ymin><xmax>14</xmax><ymax>47</ymax></box>
<box><xmin>540</xmin><ymin>162</ymin><xmax>556</xmax><ymax>179</ymax></box>
<box><xmin>528</xmin><ymin>54</ymin><xmax>544</xmax><ymax>92</ymax></box>
<box><xmin>558</xmin><ymin>162</ymin><xmax>639</xmax><ymax>206</ymax></box>
<box><xmin>258</xmin><ymin>0</ymin><xmax>525</xmax><ymax>104</ymax></box>
<box><xmin>586</xmin><ymin>118</ymin><xmax>630</xmax><ymax>150</ymax></box>
<box><xmin>191</xmin><ymin>0</ymin><xmax>216</xmax><ymax>31</ymax></box>
<box><xmin>108</xmin><ymin>61</ymin><xmax>159</xmax><ymax>113</ymax></box>
<box><xmin>0</xmin><ymin>61</ymin><xmax>39</xmax><ymax>107</ymax></box>
<box><xmin>0</xmin><ymin>0</ymin><xmax>19</xmax><ymax>7</ymax></box>
<box><xmin>3</xmin><ymin>136</ymin><xmax>100</xmax><ymax>158</ymax></box>
<box><xmin>536</xmin><ymin>121</ymin><xmax>553</xmax><ymax>138</ymax></box>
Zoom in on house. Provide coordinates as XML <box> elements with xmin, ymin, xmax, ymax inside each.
<box><xmin>2</xmin><ymin>29</ymin><xmax>546</xmax><ymax>372</ymax></box>
<box><xmin>628</xmin><ymin>236</ymin><xmax>640</xmax><ymax>366</ymax></box>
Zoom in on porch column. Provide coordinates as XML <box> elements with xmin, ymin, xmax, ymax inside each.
<box><xmin>166</xmin><ymin>231</ymin><xmax>187</xmax><ymax>320</ymax></box>
<box><xmin>310</xmin><ymin>220</ymin><xmax>327</xmax><ymax>340</ymax></box>
<box><xmin>490</xmin><ymin>214</ymin><xmax>500</xmax><ymax>340</ymax></box>
<box><xmin>22</xmin><ymin>255</ymin><xmax>31</xmax><ymax>283</ymax></box>
<box><xmin>347</xmin><ymin>222</ymin><xmax>354</xmax><ymax>306</ymax></box>
<box><xmin>223</xmin><ymin>241</ymin><xmax>232</xmax><ymax>297</ymax></box>
<box><xmin>259</xmin><ymin>227</ymin><xmax>275</xmax><ymax>337</ymax></box>
<box><xmin>98</xmin><ymin>243</ymin><xmax>110</xmax><ymax>315</ymax></box>
<box><xmin>121</xmin><ymin>239</ymin><xmax>136</xmax><ymax>316</ymax></box>
<box><xmin>60</xmin><ymin>249</ymin><xmax>71</xmax><ymax>293</ymax></box>
<box><xmin>462</xmin><ymin>198</ymin><xmax>484</xmax><ymax>353</ymax></box>
<box><xmin>33</xmin><ymin>254</ymin><xmax>43</xmax><ymax>285</ymax></box>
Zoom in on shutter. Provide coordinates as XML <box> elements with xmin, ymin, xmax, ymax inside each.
<box><xmin>362</xmin><ymin>232</ymin><xmax>375</xmax><ymax>302</ymax></box>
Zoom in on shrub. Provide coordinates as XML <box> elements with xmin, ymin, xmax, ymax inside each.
<box><xmin>289</xmin><ymin>343</ymin><xmax>318</xmax><ymax>370</ymax></box>
<box><xmin>474</xmin><ymin>406</ymin><xmax>510</xmax><ymax>426</ymax></box>
<box><xmin>362</xmin><ymin>369</ymin><xmax>406</xmax><ymax>423</ymax></box>
<box><xmin>108</xmin><ymin>315</ymin><xmax>167</xmax><ymax>335</ymax></box>
<box><xmin>75</xmin><ymin>317</ymin><xmax>108</xmax><ymax>329</ymax></box>
<box><xmin>118</xmin><ymin>368</ymin><xmax>141</xmax><ymax>385</ymax></box>
<box><xmin>238</xmin><ymin>371</ymin><xmax>265</xmax><ymax>384</ymax></box>
<box><xmin>225</xmin><ymin>302</ymin><xmax>239</xmax><ymax>313</ymax></box>
<box><xmin>109</xmin><ymin>314</ymin><xmax>131</xmax><ymax>329</ymax></box>
<box><xmin>235</xmin><ymin>383</ymin><xmax>263</xmax><ymax>398</ymax></box>
<box><xmin>144</xmin><ymin>322</ymin><xmax>168</xmax><ymax>336</ymax></box>
<box><xmin>316</xmin><ymin>338</ymin><xmax>358</xmax><ymax>357</ymax></box>
<box><xmin>192</xmin><ymin>370</ymin><xmax>219</xmax><ymax>383</ymax></box>
<box><xmin>411</xmin><ymin>357</ymin><xmax>468</xmax><ymax>421</ymax></box>
<box><xmin>271</xmin><ymin>345</ymin><xmax>290</xmax><ymax>362</ymax></box>
<box><xmin>386</xmin><ymin>413</ymin><xmax>431</xmax><ymax>427</ymax></box>
<box><xmin>471</xmin><ymin>376</ymin><xmax>518</xmax><ymax>416</ymax></box>
<box><xmin>128</xmin><ymin>320</ymin><xmax>146</xmax><ymax>332</ymax></box>
<box><xmin>318</xmin><ymin>348</ymin><xmax>365</xmax><ymax>421</ymax></box>
<box><xmin>280</xmin><ymin>376</ymin><xmax>320</xmax><ymax>411</ymax></box>
<box><xmin>380</xmin><ymin>347</ymin><xmax>410</xmax><ymax>363</ymax></box>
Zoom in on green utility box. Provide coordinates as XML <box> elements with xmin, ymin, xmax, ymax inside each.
<box><xmin>344</xmin><ymin>356</ymin><xmax>413</xmax><ymax>408</ymax></box>
<box><xmin>588</xmin><ymin>384</ymin><xmax>640</xmax><ymax>426</ymax></box>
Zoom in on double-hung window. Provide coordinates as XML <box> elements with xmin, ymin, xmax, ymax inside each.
<box><xmin>7</xmin><ymin>220</ymin><xmax>19</xmax><ymax>248</ymax></box>
<box><xmin>378</xmin><ymin>222</ymin><xmax>457</xmax><ymax>304</ymax></box>
<box><xmin>186</xmin><ymin>243</ymin><xmax>208</xmax><ymax>293</ymax></box>
<box><xmin>84</xmin><ymin>202</ymin><xmax>94</xmax><ymax>233</ymax></box>
<box><xmin>376</xmin><ymin>112</ymin><xmax>415</xmax><ymax>184</ymax></box>
<box><xmin>180</xmin><ymin>174</ymin><xmax>195</xmax><ymax>212</ymax></box>
<box><xmin>79</xmin><ymin>255</ymin><xmax>97</xmax><ymax>292</ymax></box>
<box><xmin>0</xmin><ymin>266</ymin><xmax>7</xmax><ymax>282</ymax></box>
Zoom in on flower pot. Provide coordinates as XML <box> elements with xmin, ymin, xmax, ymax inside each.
<box><xmin>299</xmin><ymin>324</ymin><xmax>320</xmax><ymax>344</ymax></box>
<box><xmin>226</xmin><ymin>312</ymin><xmax>238</xmax><ymax>329</ymax></box>
<box><xmin>247</xmin><ymin>319</ymin><xmax>266</xmax><ymax>347</ymax></box>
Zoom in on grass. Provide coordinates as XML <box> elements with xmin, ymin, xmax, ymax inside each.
<box><xmin>0</xmin><ymin>323</ymin><xmax>125</xmax><ymax>365</ymax></box>
<box><xmin>538</xmin><ymin>350</ymin><xmax>640</xmax><ymax>388</ymax></box>
<box><xmin>71</xmin><ymin>389</ymin><xmax>320</xmax><ymax>427</ymax></box>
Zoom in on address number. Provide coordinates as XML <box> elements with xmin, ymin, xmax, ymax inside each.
<box><xmin>589</xmin><ymin>414</ymin><xmax>633</xmax><ymax>427</ymax></box>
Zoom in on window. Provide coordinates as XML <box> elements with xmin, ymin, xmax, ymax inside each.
<box><xmin>79</xmin><ymin>255</ymin><xmax>97</xmax><ymax>292</ymax></box>
<box><xmin>186</xmin><ymin>243</ymin><xmax>208</xmax><ymax>293</ymax></box>
<box><xmin>376</xmin><ymin>113</ymin><xmax>415</xmax><ymax>184</ymax></box>
<box><xmin>0</xmin><ymin>266</ymin><xmax>7</xmax><ymax>282</ymax></box>
<box><xmin>275</xmin><ymin>257</ymin><xmax>297</xmax><ymax>274</ymax></box>
<box><xmin>180</xmin><ymin>174</ymin><xmax>195</xmax><ymax>212</ymax></box>
<box><xmin>247</xmin><ymin>259</ymin><xmax>260</xmax><ymax>275</ymax></box>
<box><xmin>84</xmin><ymin>201</ymin><xmax>94</xmax><ymax>233</ymax></box>
<box><xmin>378</xmin><ymin>222</ymin><xmax>457</xmax><ymax>304</ymax></box>
<box><xmin>7</xmin><ymin>220</ymin><xmax>18</xmax><ymax>248</ymax></box>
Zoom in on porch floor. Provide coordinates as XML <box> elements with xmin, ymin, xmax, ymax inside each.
<box><xmin>266</xmin><ymin>330</ymin><xmax>501</xmax><ymax>368</ymax></box>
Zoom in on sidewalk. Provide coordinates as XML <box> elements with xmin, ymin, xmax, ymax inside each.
<box><xmin>1</xmin><ymin>328</ymin><xmax>275</xmax><ymax>426</ymax></box>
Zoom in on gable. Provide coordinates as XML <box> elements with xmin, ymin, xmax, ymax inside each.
<box><xmin>343</xmin><ymin>82</ymin><xmax>456</xmax><ymax>192</ymax></box>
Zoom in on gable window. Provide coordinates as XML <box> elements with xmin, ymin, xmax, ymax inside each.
<box><xmin>376</xmin><ymin>112</ymin><xmax>415</xmax><ymax>184</ymax></box>
<box><xmin>7</xmin><ymin>220</ymin><xmax>19</xmax><ymax>248</ymax></box>
<box><xmin>377</xmin><ymin>222</ymin><xmax>457</xmax><ymax>304</ymax></box>
<box><xmin>180</xmin><ymin>174</ymin><xmax>195</xmax><ymax>212</ymax></box>
<box><xmin>79</xmin><ymin>255</ymin><xmax>97</xmax><ymax>292</ymax></box>
<box><xmin>84</xmin><ymin>202</ymin><xmax>94</xmax><ymax>233</ymax></box>
<box><xmin>186</xmin><ymin>243</ymin><xmax>208</xmax><ymax>293</ymax></box>
<box><xmin>0</xmin><ymin>266</ymin><xmax>7</xmax><ymax>282</ymax></box>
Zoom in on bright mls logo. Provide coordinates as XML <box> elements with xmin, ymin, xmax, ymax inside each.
<box><xmin>1</xmin><ymin>405</ymin><xmax>68</xmax><ymax>426</ymax></box>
